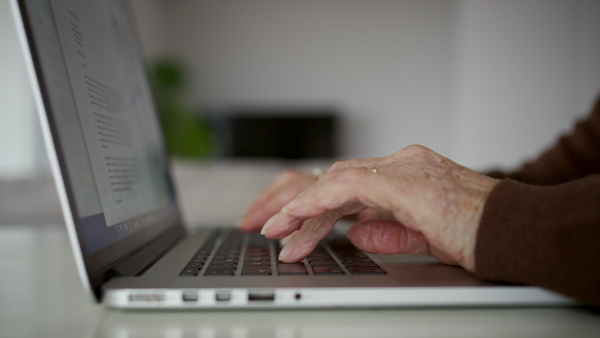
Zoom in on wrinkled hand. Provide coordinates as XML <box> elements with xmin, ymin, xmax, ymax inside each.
<box><xmin>237</xmin><ymin>169</ymin><xmax>392</xmax><ymax>234</ymax></box>
<box><xmin>237</xmin><ymin>169</ymin><xmax>318</xmax><ymax>233</ymax></box>
<box><xmin>260</xmin><ymin>145</ymin><xmax>499</xmax><ymax>272</ymax></box>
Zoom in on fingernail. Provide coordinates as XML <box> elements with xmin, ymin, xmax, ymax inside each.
<box><xmin>278</xmin><ymin>241</ymin><xmax>293</xmax><ymax>260</ymax></box>
<box><xmin>280</xmin><ymin>205</ymin><xmax>291</xmax><ymax>214</ymax></box>
<box><xmin>280</xmin><ymin>236</ymin><xmax>292</xmax><ymax>246</ymax></box>
<box><xmin>261</xmin><ymin>216</ymin><xmax>277</xmax><ymax>236</ymax></box>
<box><xmin>278</xmin><ymin>248</ymin><xmax>288</xmax><ymax>261</ymax></box>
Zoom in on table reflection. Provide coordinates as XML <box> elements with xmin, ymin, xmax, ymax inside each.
<box><xmin>93</xmin><ymin>306</ymin><xmax>595</xmax><ymax>338</ymax></box>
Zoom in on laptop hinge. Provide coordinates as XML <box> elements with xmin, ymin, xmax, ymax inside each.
<box><xmin>108</xmin><ymin>228</ymin><xmax>184</xmax><ymax>278</ymax></box>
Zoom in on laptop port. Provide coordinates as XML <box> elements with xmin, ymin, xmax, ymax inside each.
<box><xmin>129</xmin><ymin>294</ymin><xmax>164</xmax><ymax>302</ymax></box>
<box><xmin>215</xmin><ymin>292</ymin><xmax>232</xmax><ymax>302</ymax></box>
<box><xmin>248</xmin><ymin>292</ymin><xmax>275</xmax><ymax>302</ymax></box>
<box><xmin>182</xmin><ymin>293</ymin><xmax>198</xmax><ymax>302</ymax></box>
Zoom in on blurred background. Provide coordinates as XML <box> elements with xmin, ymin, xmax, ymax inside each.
<box><xmin>1</xmin><ymin>0</ymin><xmax>600</xmax><ymax>224</ymax></box>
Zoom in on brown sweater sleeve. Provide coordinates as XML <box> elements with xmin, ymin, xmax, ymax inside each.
<box><xmin>476</xmin><ymin>94</ymin><xmax>600</xmax><ymax>306</ymax></box>
<box><xmin>476</xmin><ymin>177</ymin><xmax>600</xmax><ymax>306</ymax></box>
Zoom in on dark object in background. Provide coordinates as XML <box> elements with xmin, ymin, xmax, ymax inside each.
<box><xmin>208</xmin><ymin>108</ymin><xmax>338</xmax><ymax>159</ymax></box>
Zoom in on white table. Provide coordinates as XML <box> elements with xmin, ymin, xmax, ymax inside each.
<box><xmin>1</xmin><ymin>160</ymin><xmax>600</xmax><ymax>337</ymax></box>
<box><xmin>1</xmin><ymin>224</ymin><xmax>599</xmax><ymax>338</ymax></box>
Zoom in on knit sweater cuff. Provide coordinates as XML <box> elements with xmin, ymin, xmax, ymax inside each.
<box><xmin>475</xmin><ymin>177</ymin><xmax>600</xmax><ymax>306</ymax></box>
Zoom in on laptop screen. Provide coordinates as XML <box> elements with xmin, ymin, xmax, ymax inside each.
<box><xmin>47</xmin><ymin>0</ymin><xmax>177</xmax><ymax>253</ymax></box>
<box><xmin>17</xmin><ymin>0</ymin><xmax>184</xmax><ymax>288</ymax></box>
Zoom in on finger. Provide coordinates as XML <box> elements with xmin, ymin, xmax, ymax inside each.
<box><xmin>261</xmin><ymin>212</ymin><xmax>305</xmax><ymax>239</ymax></box>
<box><xmin>346</xmin><ymin>220</ymin><xmax>431</xmax><ymax>255</ymax></box>
<box><xmin>238</xmin><ymin>170</ymin><xmax>316</xmax><ymax>232</ymax></box>
<box><xmin>240</xmin><ymin>170</ymin><xmax>308</xmax><ymax>227</ymax></box>
<box><xmin>261</xmin><ymin>186</ymin><xmax>365</xmax><ymax>241</ymax></box>
<box><xmin>284</xmin><ymin>168</ymin><xmax>411</xmax><ymax>225</ymax></box>
<box><xmin>277</xmin><ymin>210</ymin><xmax>346</xmax><ymax>262</ymax></box>
<box><xmin>264</xmin><ymin>168</ymin><xmax>418</xmax><ymax>263</ymax></box>
<box><xmin>279</xmin><ymin>230</ymin><xmax>298</xmax><ymax>246</ymax></box>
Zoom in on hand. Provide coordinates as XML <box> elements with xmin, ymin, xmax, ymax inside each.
<box><xmin>260</xmin><ymin>145</ymin><xmax>499</xmax><ymax>272</ymax></box>
<box><xmin>237</xmin><ymin>169</ymin><xmax>318</xmax><ymax>233</ymax></box>
<box><xmin>237</xmin><ymin>168</ymin><xmax>394</xmax><ymax>233</ymax></box>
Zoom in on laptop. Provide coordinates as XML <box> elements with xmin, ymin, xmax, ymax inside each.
<box><xmin>12</xmin><ymin>0</ymin><xmax>573</xmax><ymax>309</ymax></box>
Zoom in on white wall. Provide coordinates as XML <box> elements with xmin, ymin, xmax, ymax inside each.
<box><xmin>454</xmin><ymin>0</ymin><xmax>600</xmax><ymax>170</ymax></box>
<box><xmin>130</xmin><ymin>0</ymin><xmax>600</xmax><ymax>171</ymax></box>
<box><xmin>133</xmin><ymin>0</ymin><xmax>458</xmax><ymax>159</ymax></box>
<box><xmin>0</xmin><ymin>1</ymin><xmax>45</xmax><ymax>179</ymax></box>
<box><xmin>1</xmin><ymin>1</ymin><xmax>599</xmax><ymax>179</ymax></box>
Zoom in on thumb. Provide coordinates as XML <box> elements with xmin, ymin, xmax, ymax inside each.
<box><xmin>347</xmin><ymin>220</ymin><xmax>431</xmax><ymax>256</ymax></box>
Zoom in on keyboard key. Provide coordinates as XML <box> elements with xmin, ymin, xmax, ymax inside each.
<box><xmin>277</xmin><ymin>261</ymin><xmax>304</xmax><ymax>265</ymax></box>
<box><xmin>212</xmin><ymin>257</ymin><xmax>238</xmax><ymax>264</ymax></box>
<box><xmin>313</xmin><ymin>266</ymin><xmax>345</xmax><ymax>275</ymax></box>
<box><xmin>185</xmin><ymin>263</ymin><xmax>203</xmax><ymax>269</ymax></box>
<box><xmin>245</xmin><ymin>251</ymin><xmax>269</xmax><ymax>257</ymax></box>
<box><xmin>205</xmin><ymin>264</ymin><xmax>233</xmax><ymax>269</ymax></box>
<box><xmin>180</xmin><ymin>268</ymin><xmax>200</xmax><ymax>276</ymax></box>
<box><xmin>338</xmin><ymin>251</ymin><xmax>367</xmax><ymax>257</ymax></box>
<box><xmin>244</xmin><ymin>256</ymin><xmax>270</xmax><ymax>261</ymax></box>
<box><xmin>204</xmin><ymin>268</ymin><xmax>236</xmax><ymax>276</ymax></box>
<box><xmin>243</xmin><ymin>261</ymin><xmax>270</xmax><ymax>266</ymax></box>
<box><xmin>344</xmin><ymin>262</ymin><xmax>379</xmax><ymax>268</ymax></box>
<box><xmin>307</xmin><ymin>252</ymin><xmax>330</xmax><ymax>258</ymax></box>
<box><xmin>340</xmin><ymin>257</ymin><xmax>374</xmax><ymax>263</ymax></box>
<box><xmin>310</xmin><ymin>261</ymin><xmax>340</xmax><ymax>267</ymax></box>
<box><xmin>277</xmin><ymin>264</ymin><xmax>308</xmax><ymax>275</ymax></box>
<box><xmin>241</xmin><ymin>266</ymin><xmax>272</xmax><ymax>276</ymax></box>
<box><xmin>213</xmin><ymin>253</ymin><xmax>239</xmax><ymax>258</ymax></box>
<box><xmin>348</xmin><ymin>267</ymin><xmax>386</xmax><ymax>275</ymax></box>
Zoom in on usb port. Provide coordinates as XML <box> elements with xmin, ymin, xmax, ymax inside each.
<box><xmin>215</xmin><ymin>292</ymin><xmax>232</xmax><ymax>302</ymax></box>
<box><xmin>248</xmin><ymin>292</ymin><xmax>275</xmax><ymax>302</ymax></box>
<box><xmin>182</xmin><ymin>293</ymin><xmax>198</xmax><ymax>302</ymax></box>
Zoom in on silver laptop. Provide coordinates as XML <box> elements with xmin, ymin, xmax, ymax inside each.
<box><xmin>12</xmin><ymin>0</ymin><xmax>573</xmax><ymax>309</ymax></box>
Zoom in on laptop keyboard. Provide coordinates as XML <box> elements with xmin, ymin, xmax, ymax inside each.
<box><xmin>180</xmin><ymin>229</ymin><xmax>386</xmax><ymax>277</ymax></box>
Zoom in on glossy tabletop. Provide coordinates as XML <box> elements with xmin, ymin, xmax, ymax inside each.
<box><xmin>1</xmin><ymin>225</ymin><xmax>599</xmax><ymax>338</ymax></box>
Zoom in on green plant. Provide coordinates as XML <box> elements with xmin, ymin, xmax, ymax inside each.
<box><xmin>151</xmin><ymin>59</ymin><xmax>212</xmax><ymax>157</ymax></box>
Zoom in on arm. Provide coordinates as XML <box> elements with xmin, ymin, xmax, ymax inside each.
<box><xmin>476</xmin><ymin>176</ymin><xmax>600</xmax><ymax>306</ymax></box>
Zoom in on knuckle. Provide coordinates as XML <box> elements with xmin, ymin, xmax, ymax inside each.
<box><xmin>401</xmin><ymin>144</ymin><xmax>429</xmax><ymax>155</ymax></box>
<box><xmin>329</xmin><ymin>160</ymin><xmax>352</xmax><ymax>170</ymax></box>
<box><xmin>396</xmin><ymin>144</ymin><xmax>440</xmax><ymax>163</ymax></box>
